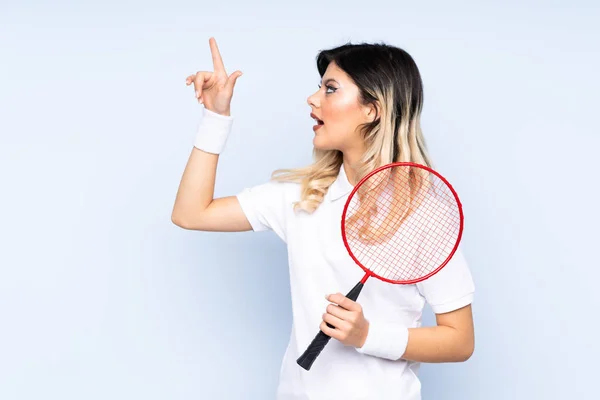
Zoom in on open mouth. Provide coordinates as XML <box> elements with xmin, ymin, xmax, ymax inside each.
<box><xmin>311</xmin><ymin>113</ymin><xmax>324</xmax><ymax>125</ymax></box>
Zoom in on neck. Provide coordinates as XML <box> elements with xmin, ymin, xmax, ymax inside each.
<box><xmin>342</xmin><ymin>151</ymin><xmax>363</xmax><ymax>185</ymax></box>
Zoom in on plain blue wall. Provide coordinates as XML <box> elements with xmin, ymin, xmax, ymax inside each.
<box><xmin>1</xmin><ymin>1</ymin><xmax>598</xmax><ymax>399</ymax></box>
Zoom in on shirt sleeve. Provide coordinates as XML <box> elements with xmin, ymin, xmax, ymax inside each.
<box><xmin>416</xmin><ymin>245</ymin><xmax>475</xmax><ymax>314</ymax></box>
<box><xmin>236</xmin><ymin>180</ymin><xmax>295</xmax><ymax>242</ymax></box>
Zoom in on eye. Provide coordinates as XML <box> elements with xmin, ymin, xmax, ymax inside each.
<box><xmin>318</xmin><ymin>84</ymin><xmax>337</xmax><ymax>94</ymax></box>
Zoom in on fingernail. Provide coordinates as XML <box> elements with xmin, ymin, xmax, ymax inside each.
<box><xmin>195</xmin><ymin>91</ymin><xmax>199</xmax><ymax>98</ymax></box>
<box><xmin>325</xmin><ymin>294</ymin><xmax>329</xmax><ymax>300</ymax></box>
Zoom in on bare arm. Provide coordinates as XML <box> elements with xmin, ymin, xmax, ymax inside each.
<box><xmin>171</xmin><ymin>37</ymin><xmax>248</xmax><ymax>232</ymax></box>
<box><xmin>401</xmin><ymin>304</ymin><xmax>475</xmax><ymax>363</ymax></box>
<box><xmin>171</xmin><ymin>146</ymin><xmax>251</xmax><ymax>232</ymax></box>
<box><xmin>322</xmin><ymin>294</ymin><xmax>474</xmax><ymax>363</ymax></box>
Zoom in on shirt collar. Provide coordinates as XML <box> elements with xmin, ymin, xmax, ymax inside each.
<box><xmin>328</xmin><ymin>164</ymin><xmax>354</xmax><ymax>201</ymax></box>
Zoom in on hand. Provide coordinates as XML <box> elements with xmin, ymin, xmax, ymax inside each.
<box><xmin>320</xmin><ymin>292</ymin><xmax>370</xmax><ymax>348</ymax></box>
<box><xmin>185</xmin><ymin>37</ymin><xmax>243</xmax><ymax>116</ymax></box>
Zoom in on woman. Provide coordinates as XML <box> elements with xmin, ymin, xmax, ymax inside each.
<box><xmin>172</xmin><ymin>37</ymin><xmax>475</xmax><ymax>400</ymax></box>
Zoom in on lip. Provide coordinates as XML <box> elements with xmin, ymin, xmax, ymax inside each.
<box><xmin>310</xmin><ymin>112</ymin><xmax>324</xmax><ymax>124</ymax></box>
<box><xmin>312</xmin><ymin>124</ymin><xmax>323</xmax><ymax>132</ymax></box>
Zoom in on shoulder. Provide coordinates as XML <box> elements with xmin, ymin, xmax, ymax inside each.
<box><xmin>275</xmin><ymin>179</ymin><xmax>302</xmax><ymax>199</ymax></box>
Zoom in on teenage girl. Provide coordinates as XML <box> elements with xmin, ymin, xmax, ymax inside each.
<box><xmin>172</xmin><ymin>37</ymin><xmax>475</xmax><ymax>400</ymax></box>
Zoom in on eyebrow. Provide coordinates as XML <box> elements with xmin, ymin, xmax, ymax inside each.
<box><xmin>320</xmin><ymin>78</ymin><xmax>339</xmax><ymax>85</ymax></box>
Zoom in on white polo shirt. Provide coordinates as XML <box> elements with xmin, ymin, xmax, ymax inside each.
<box><xmin>236</xmin><ymin>165</ymin><xmax>475</xmax><ymax>400</ymax></box>
<box><xmin>196</xmin><ymin>108</ymin><xmax>475</xmax><ymax>399</ymax></box>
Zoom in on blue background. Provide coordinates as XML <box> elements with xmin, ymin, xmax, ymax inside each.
<box><xmin>1</xmin><ymin>1</ymin><xmax>598</xmax><ymax>398</ymax></box>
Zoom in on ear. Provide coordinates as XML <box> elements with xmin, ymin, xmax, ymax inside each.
<box><xmin>365</xmin><ymin>101</ymin><xmax>380</xmax><ymax>123</ymax></box>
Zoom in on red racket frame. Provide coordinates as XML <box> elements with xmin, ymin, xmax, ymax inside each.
<box><xmin>342</xmin><ymin>161</ymin><xmax>464</xmax><ymax>285</ymax></box>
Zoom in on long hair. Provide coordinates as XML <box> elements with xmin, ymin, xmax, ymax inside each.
<box><xmin>272</xmin><ymin>41</ymin><xmax>433</xmax><ymax>213</ymax></box>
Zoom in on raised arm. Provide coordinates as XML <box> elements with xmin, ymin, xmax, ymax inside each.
<box><xmin>171</xmin><ymin>37</ymin><xmax>248</xmax><ymax>232</ymax></box>
<box><xmin>171</xmin><ymin>147</ymin><xmax>251</xmax><ymax>232</ymax></box>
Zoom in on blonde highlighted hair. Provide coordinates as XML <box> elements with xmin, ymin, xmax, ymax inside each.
<box><xmin>272</xmin><ymin>41</ymin><xmax>433</xmax><ymax>213</ymax></box>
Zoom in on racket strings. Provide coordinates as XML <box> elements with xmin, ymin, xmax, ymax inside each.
<box><xmin>344</xmin><ymin>165</ymin><xmax>461</xmax><ymax>282</ymax></box>
<box><xmin>346</xmin><ymin>168</ymin><xmax>426</xmax><ymax>245</ymax></box>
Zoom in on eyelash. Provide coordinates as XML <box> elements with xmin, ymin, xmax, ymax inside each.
<box><xmin>318</xmin><ymin>84</ymin><xmax>336</xmax><ymax>94</ymax></box>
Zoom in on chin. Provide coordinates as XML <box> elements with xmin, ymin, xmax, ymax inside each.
<box><xmin>313</xmin><ymin>134</ymin><xmax>338</xmax><ymax>151</ymax></box>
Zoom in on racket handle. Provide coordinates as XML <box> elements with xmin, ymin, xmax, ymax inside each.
<box><xmin>345</xmin><ymin>281</ymin><xmax>365</xmax><ymax>302</ymax></box>
<box><xmin>296</xmin><ymin>330</ymin><xmax>332</xmax><ymax>371</ymax></box>
<box><xmin>296</xmin><ymin>281</ymin><xmax>365</xmax><ymax>371</ymax></box>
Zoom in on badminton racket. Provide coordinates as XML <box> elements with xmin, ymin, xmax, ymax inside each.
<box><xmin>296</xmin><ymin>162</ymin><xmax>464</xmax><ymax>371</ymax></box>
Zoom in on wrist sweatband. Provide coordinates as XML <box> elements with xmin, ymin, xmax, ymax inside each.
<box><xmin>193</xmin><ymin>107</ymin><xmax>234</xmax><ymax>154</ymax></box>
<box><xmin>355</xmin><ymin>320</ymin><xmax>409</xmax><ymax>361</ymax></box>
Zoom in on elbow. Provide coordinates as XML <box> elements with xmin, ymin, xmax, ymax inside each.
<box><xmin>171</xmin><ymin>213</ymin><xmax>183</xmax><ymax>228</ymax></box>
<box><xmin>457</xmin><ymin>340</ymin><xmax>474</xmax><ymax>362</ymax></box>
<box><xmin>171</xmin><ymin>211</ymin><xmax>189</xmax><ymax>229</ymax></box>
<box><xmin>460</xmin><ymin>347</ymin><xmax>474</xmax><ymax>362</ymax></box>
<box><xmin>171</xmin><ymin>210</ymin><xmax>207</xmax><ymax>230</ymax></box>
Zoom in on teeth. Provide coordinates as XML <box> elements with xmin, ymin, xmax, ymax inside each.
<box><xmin>312</xmin><ymin>115</ymin><xmax>324</xmax><ymax>125</ymax></box>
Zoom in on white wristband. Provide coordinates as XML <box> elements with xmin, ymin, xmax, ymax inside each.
<box><xmin>355</xmin><ymin>320</ymin><xmax>409</xmax><ymax>360</ymax></box>
<box><xmin>193</xmin><ymin>107</ymin><xmax>234</xmax><ymax>154</ymax></box>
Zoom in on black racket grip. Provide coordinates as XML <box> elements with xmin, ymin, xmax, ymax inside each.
<box><xmin>296</xmin><ymin>281</ymin><xmax>365</xmax><ymax>371</ymax></box>
<box><xmin>296</xmin><ymin>329</ymin><xmax>333</xmax><ymax>371</ymax></box>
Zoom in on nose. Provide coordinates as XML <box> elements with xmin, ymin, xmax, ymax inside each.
<box><xmin>307</xmin><ymin>89</ymin><xmax>320</xmax><ymax>108</ymax></box>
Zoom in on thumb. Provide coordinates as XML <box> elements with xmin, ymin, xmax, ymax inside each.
<box><xmin>226</xmin><ymin>71</ymin><xmax>243</xmax><ymax>90</ymax></box>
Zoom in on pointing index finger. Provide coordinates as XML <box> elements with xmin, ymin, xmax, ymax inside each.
<box><xmin>209</xmin><ymin>37</ymin><xmax>226</xmax><ymax>73</ymax></box>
